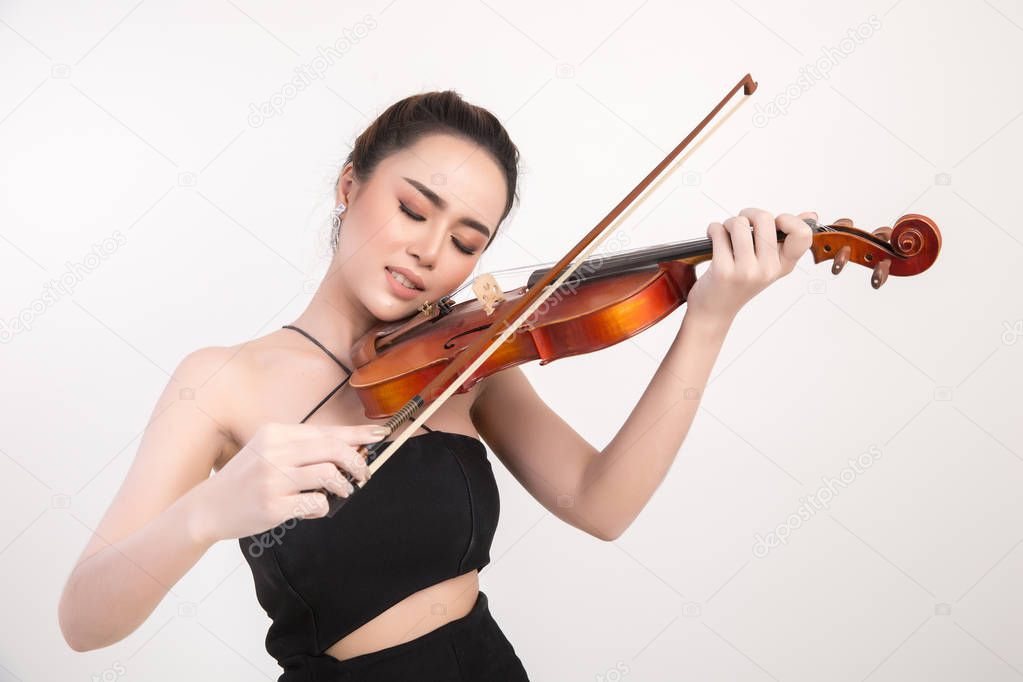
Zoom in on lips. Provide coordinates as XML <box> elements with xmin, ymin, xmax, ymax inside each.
<box><xmin>385</xmin><ymin>266</ymin><xmax>425</xmax><ymax>291</ymax></box>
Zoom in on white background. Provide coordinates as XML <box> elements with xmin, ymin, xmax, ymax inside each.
<box><xmin>2</xmin><ymin>0</ymin><xmax>1021</xmax><ymax>680</ymax></box>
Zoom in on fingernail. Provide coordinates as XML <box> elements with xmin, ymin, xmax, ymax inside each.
<box><xmin>369</xmin><ymin>426</ymin><xmax>391</xmax><ymax>437</ymax></box>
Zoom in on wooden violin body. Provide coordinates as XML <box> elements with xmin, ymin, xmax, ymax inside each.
<box><xmin>351</xmin><ymin>262</ymin><xmax>697</xmax><ymax>418</ymax></box>
<box><xmin>349</xmin><ymin>213</ymin><xmax>941</xmax><ymax>419</ymax></box>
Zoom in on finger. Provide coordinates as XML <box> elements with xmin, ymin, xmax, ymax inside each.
<box><xmin>706</xmin><ymin>221</ymin><xmax>733</xmax><ymax>274</ymax></box>
<box><xmin>740</xmin><ymin>207</ymin><xmax>779</xmax><ymax>270</ymax></box>
<box><xmin>284</xmin><ymin>423</ymin><xmax>386</xmax><ymax>466</ymax></box>
<box><xmin>283</xmin><ymin>492</ymin><xmax>330</xmax><ymax>520</ymax></box>
<box><xmin>321</xmin><ymin>423</ymin><xmax>393</xmax><ymax>444</ymax></box>
<box><xmin>723</xmin><ymin>214</ymin><xmax>755</xmax><ymax>270</ymax></box>
<box><xmin>287</xmin><ymin>422</ymin><xmax>390</xmax><ymax>447</ymax></box>
<box><xmin>290</xmin><ymin>441</ymin><xmax>370</xmax><ymax>483</ymax></box>
<box><xmin>777</xmin><ymin>212</ymin><xmax>815</xmax><ymax>269</ymax></box>
<box><xmin>292</xmin><ymin>461</ymin><xmax>358</xmax><ymax>494</ymax></box>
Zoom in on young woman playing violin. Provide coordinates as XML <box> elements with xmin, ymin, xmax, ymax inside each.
<box><xmin>59</xmin><ymin>90</ymin><xmax>814</xmax><ymax>680</ymax></box>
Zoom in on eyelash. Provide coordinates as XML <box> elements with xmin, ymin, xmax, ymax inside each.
<box><xmin>398</xmin><ymin>202</ymin><xmax>477</xmax><ymax>256</ymax></box>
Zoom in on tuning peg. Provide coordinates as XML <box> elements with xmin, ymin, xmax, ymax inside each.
<box><xmin>832</xmin><ymin>245</ymin><xmax>851</xmax><ymax>274</ymax></box>
<box><xmin>871</xmin><ymin>259</ymin><xmax>891</xmax><ymax>289</ymax></box>
<box><xmin>833</xmin><ymin>217</ymin><xmax>855</xmax><ymax>228</ymax></box>
<box><xmin>872</xmin><ymin>226</ymin><xmax>893</xmax><ymax>242</ymax></box>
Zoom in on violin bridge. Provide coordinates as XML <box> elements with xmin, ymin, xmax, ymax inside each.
<box><xmin>472</xmin><ymin>273</ymin><xmax>505</xmax><ymax>316</ymax></box>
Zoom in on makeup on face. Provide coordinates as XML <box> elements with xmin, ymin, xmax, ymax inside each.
<box><xmin>398</xmin><ymin>177</ymin><xmax>491</xmax><ymax>255</ymax></box>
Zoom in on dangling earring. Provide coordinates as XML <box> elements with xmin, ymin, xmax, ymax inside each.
<box><xmin>331</xmin><ymin>201</ymin><xmax>346</xmax><ymax>231</ymax></box>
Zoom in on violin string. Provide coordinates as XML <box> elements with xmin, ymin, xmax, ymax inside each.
<box><xmin>446</xmin><ymin>96</ymin><xmax>755</xmax><ymax>302</ymax></box>
<box><xmin>449</xmin><ymin>220</ymin><xmax>840</xmax><ymax>301</ymax></box>
<box><xmin>372</xmin><ymin>79</ymin><xmax>757</xmax><ymax>470</ymax></box>
<box><xmin>447</xmin><ymin>240</ymin><xmax>689</xmax><ymax>299</ymax></box>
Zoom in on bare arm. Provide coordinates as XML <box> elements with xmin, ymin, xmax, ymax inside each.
<box><xmin>576</xmin><ymin>310</ymin><xmax>731</xmax><ymax>539</ymax></box>
<box><xmin>58</xmin><ymin>347</ymin><xmax>236</xmax><ymax>651</ymax></box>
<box><xmin>472</xmin><ymin>209</ymin><xmax>813</xmax><ymax>541</ymax></box>
<box><xmin>471</xmin><ymin>311</ymin><xmax>730</xmax><ymax>541</ymax></box>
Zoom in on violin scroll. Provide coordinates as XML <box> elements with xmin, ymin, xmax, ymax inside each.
<box><xmin>808</xmin><ymin>213</ymin><xmax>941</xmax><ymax>289</ymax></box>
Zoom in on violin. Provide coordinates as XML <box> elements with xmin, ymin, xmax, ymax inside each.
<box><xmin>319</xmin><ymin>74</ymin><xmax>942</xmax><ymax>517</ymax></box>
<box><xmin>348</xmin><ymin>212</ymin><xmax>940</xmax><ymax>419</ymax></box>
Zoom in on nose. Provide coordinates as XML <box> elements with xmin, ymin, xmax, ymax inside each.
<box><xmin>406</xmin><ymin>225</ymin><xmax>445</xmax><ymax>270</ymax></box>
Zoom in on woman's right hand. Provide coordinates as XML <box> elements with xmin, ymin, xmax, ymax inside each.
<box><xmin>194</xmin><ymin>422</ymin><xmax>390</xmax><ymax>542</ymax></box>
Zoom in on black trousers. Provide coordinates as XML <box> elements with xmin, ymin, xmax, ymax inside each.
<box><xmin>294</xmin><ymin>591</ymin><xmax>530</xmax><ymax>681</ymax></box>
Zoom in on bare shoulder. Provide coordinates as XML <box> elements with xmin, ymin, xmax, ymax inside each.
<box><xmin>223</xmin><ymin>327</ymin><xmax>343</xmax><ymax>377</ymax></box>
<box><xmin>67</xmin><ymin>337</ymin><xmax>291</xmax><ymax>567</ymax></box>
<box><xmin>167</xmin><ymin>344</ymin><xmax>250</xmax><ymax>446</ymax></box>
<box><xmin>189</xmin><ymin>328</ymin><xmax>319</xmax><ymax>390</ymax></box>
<box><xmin>175</xmin><ymin>331</ymin><xmax>301</xmax><ymax>456</ymax></box>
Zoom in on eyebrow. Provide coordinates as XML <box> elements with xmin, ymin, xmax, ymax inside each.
<box><xmin>401</xmin><ymin>176</ymin><xmax>492</xmax><ymax>239</ymax></box>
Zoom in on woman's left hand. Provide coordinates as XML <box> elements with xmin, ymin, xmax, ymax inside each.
<box><xmin>684</xmin><ymin>207</ymin><xmax>816</xmax><ymax>324</ymax></box>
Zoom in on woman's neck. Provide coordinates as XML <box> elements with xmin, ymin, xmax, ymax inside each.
<box><xmin>288</xmin><ymin>279</ymin><xmax>375</xmax><ymax>368</ymax></box>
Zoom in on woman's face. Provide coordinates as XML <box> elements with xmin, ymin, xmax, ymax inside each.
<box><xmin>332</xmin><ymin>132</ymin><xmax>507</xmax><ymax>323</ymax></box>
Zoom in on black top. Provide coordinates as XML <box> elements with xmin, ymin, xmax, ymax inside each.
<box><xmin>239</xmin><ymin>325</ymin><xmax>500</xmax><ymax>678</ymax></box>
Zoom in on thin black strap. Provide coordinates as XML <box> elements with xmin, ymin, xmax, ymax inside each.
<box><xmin>298</xmin><ymin>378</ymin><xmax>348</xmax><ymax>424</ymax></box>
<box><xmin>283</xmin><ymin>324</ymin><xmax>352</xmax><ymax>423</ymax></box>
<box><xmin>281</xmin><ymin>324</ymin><xmax>352</xmax><ymax>374</ymax></box>
<box><xmin>282</xmin><ymin>323</ymin><xmax>435</xmax><ymax>434</ymax></box>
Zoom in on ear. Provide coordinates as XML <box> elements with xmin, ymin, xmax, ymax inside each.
<box><xmin>335</xmin><ymin>162</ymin><xmax>356</xmax><ymax>206</ymax></box>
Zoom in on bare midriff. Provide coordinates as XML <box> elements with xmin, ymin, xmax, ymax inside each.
<box><xmin>323</xmin><ymin>569</ymin><xmax>480</xmax><ymax>662</ymax></box>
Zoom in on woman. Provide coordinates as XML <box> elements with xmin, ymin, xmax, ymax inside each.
<box><xmin>58</xmin><ymin>90</ymin><xmax>814</xmax><ymax>680</ymax></box>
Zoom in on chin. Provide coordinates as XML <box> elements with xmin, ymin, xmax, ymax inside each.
<box><xmin>364</xmin><ymin>295</ymin><xmax>420</xmax><ymax>323</ymax></box>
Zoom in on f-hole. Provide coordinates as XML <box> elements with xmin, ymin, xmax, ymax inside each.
<box><xmin>444</xmin><ymin>324</ymin><xmax>491</xmax><ymax>349</ymax></box>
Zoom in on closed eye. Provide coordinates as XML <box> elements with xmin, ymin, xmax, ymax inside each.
<box><xmin>398</xmin><ymin>202</ymin><xmax>424</xmax><ymax>221</ymax></box>
<box><xmin>451</xmin><ymin>236</ymin><xmax>476</xmax><ymax>256</ymax></box>
<box><xmin>400</xmin><ymin>202</ymin><xmax>478</xmax><ymax>256</ymax></box>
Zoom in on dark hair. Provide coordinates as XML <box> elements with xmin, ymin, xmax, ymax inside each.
<box><xmin>332</xmin><ymin>90</ymin><xmax>519</xmax><ymax>253</ymax></box>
